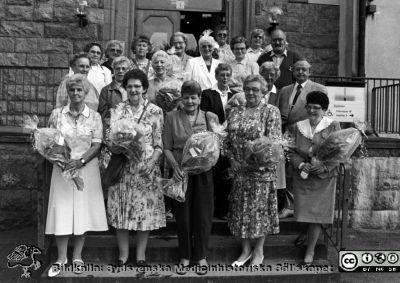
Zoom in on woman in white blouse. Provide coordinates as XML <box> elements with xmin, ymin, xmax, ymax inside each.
<box><xmin>84</xmin><ymin>42</ymin><xmax>113</xmax><ymax>94</ymax></box>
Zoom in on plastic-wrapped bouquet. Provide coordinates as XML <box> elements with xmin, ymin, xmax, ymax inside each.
<box><xmin>181</xmin><ymin>131</ymin><xmax>220</xmax><ymax>175</ymax></box>
<box><xmin>23</xmin><ymin>115</ymin><xmax>84</xmax><ymax>190</ymax></box>
<box><xmin>301</xmin><ymin>127</ymin><xmax>364</xmax><ymax>179</ymax></box>
<box><xmin>155</xmin><ymin>79</ymin><xmax>183</xmax><ymax>112</ymax></box>
<box><xmin>160</xmin><ymin>131</ymin><xmax>221</xmax><ymax>202</ymax></box>
<box><xmin>244</xmin><ymin>136</ymin><xmax>285</xmax><ymax>168</ymax></box>
<box><xmin>108</xmin><ymin>108</ymin><xmax>145</xmax><ymax>162</ymax></box>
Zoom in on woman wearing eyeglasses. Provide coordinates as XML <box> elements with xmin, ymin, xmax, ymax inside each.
<box><xmin>288</xmin><ymin>91</ymin><xmax>340</xmax><ymax>266</ymax></box>
<box><xmin>229</xmin><ymin>36</ymin><xmax>259</xmax><ymax>93</ymax></box>
<box><xmin>246</xmin><ymin>29</ymin><xmax>271</xmax><ymax>63</ymax></box>
<box><xmin>84</xmin><ymin>42</ymin><xmax>113</xmax><ymax>94</ymax></box>
<box><xmin>102</xmin><ymin>40</ymin><xmax>125</xmax><ymax>73</ymax></box>
<box><xmin>214</xmin><ymin>24</ymin><xmax>235</xmax><ymax>63</ymax></box>
<box><xmin>225</xmin><ymin>74</ymin><xmax>281</xmax><ymax>267</ymax></box>
<box><xmin>185</xmin><ymin>33</ymin><xmax>221</xmax><ymax>91</ymax></box>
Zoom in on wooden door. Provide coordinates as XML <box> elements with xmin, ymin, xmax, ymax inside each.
<box><xmin>135</xmin><ymin>10</ymin><xmax>181</xmax><ymax>50</ymax></box>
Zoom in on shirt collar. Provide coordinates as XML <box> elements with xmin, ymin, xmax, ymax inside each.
<box><xmin>62</xmin><ymin>103</ymin><xmax>90</xmax><ymax>118</ymax></box>
<box><xmin>271</xmin><ymin>49</ymin><xmax>287</xmax><ymax>57</ymax></box>
<box><xmin>297</xmin><ymin>116</ymin><xmax>334</xmax><ymax>140</ymax></box>
<box><xmin>294</xmin><ymin>80</ymin><xmax>309</xmax><ymax>89</ymax></box>
<box><xmin>267</xmin><ymin>85</ymin><xmax>277</xmax><ymax>94</ymax></box>
<box><xmin>247</xmin><ymin>47</ymin><xmax>263</xmax><ymax>54</ymax></box>
<box><xmin>212</xmin><ymin>84</ymin><xmax>231</xmax><ymax>96</ymax></box>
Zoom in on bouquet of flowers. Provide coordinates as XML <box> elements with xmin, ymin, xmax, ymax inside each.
<box><xmin>244</xmin><ymin>136</ymin><xmax>285</xmax><ymax>168</ymax></box>
<box><xmin>155</xmin><ymin>79</ymin><xmax>183</xmax><ymax>112</ymax></box>
<box><xmin>23</xmin><ymin>115</ymin><xmax>84</xmax><ymax>190</ymax></box>
<box><xmin>181</xmin><ymin>131</ymin><xmax>220</xmax><ymax>175</ymax></box>
<box><xmin>108</xmin><ymin>108</ymin><xmax>145</xmax><ymax>162</ymax></box>
<box><xmin>158</xmin><ymin>175</ymin><xmax>188</xmax><ymax>202</ymax></box>
<box><xmin>301</xmin><ymin>127</ymin><xmax>364</xmax><ymax>179</ymax></box>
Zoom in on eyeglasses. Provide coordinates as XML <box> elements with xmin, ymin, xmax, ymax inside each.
<box><xmin>253</xmin><ymin>35</ymin><xmax>263</xmax><ymax>39</ymax></box>
<box><xmin>110</xmin><ymin>48</ymin><xmax>122</xmax><ymax>53</ymax></box>
<box><xmin>217</xmin><ymin>33</ymin><xmax>228</xmax><ymax>38</ymax></box>
<box><xmin>90</xmin><ymin>50</ymin><xmax>101</xmax><ymax>55</ymax></box>
<box><xmin>305</xmin><ymin>105</ymin><xmax>322</xmax><ymax>111</ymax></box>
<box><xmin>244</xmin><ymin>87</ymin><xmax>261</xmax><ymax>93</ymax></box>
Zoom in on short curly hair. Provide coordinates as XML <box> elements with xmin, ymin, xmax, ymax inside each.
<box><xmin>306</xmin><ymin>91</ymin><xmax>330</xmax><ymax>110</ymax></box>
<box><xmin>230</xmin><ymin>36</ymin><xmax>249</xmax><ymax>51</ymax></box>
<box><xmin>181</xmin><ymin>80</ymin><xmax>202</xmax><ymax>97</ymax></box>
<box><xmin>84</xmin><ymin>42</ymin><xmax>103</xmax><ymax>56</ymax></box>
<box><xmin>66</xmin><ymin>74</ymin><xmax>91</xmax><ymax>94</ymax></box>
<box><xmin>130</xmin><ymin>35</ymin><xmax>152</xmax><ymax>54</ymax></box>
<box><xmin>69</xmin><ymin>52</ymin><xmax>91</xmax><ymax>68</ymax></box>
<box><xmin>122</xmin><ymin>69</ymin><xmax>149</xmax><ymax>91</ymax></box>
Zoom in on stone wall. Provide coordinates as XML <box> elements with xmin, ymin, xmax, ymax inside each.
<box><xmin>0</xmin><ymin>135</ymin><xmax>38</xmax><ymax>230</ymax></box>
<box><xmin>255</xmin><ymin>0</ymin><xmax>339</xmax><ymax>76</ymax></box>
<box><xmin>0</xmin><ymin>0</ymin><xmax>106</xmax><ymax>126</ymax></box>
<box><xmin>348</xmin><ymin>138</ymin><xmax>400</xmax><ymax>230</ymax></box>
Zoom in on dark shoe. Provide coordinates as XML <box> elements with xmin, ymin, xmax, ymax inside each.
<box><xmin>294</xmin><ymin>232</ymin><xmax>307</xmax><ymax>247</ymax></box>
<box><xmin>278</xmin><ymin>208</ymin><xmax>294</xmax><ymax>219</ymax></box>
<box><xmin>136</xmin><ymin>260</ymin><xmax>150</xmax><ymax>268</ymax></box>
<box><xmin>116</xmin><ymin>259</ymin><xmax>127</xmax><ymax>267</ymax></box>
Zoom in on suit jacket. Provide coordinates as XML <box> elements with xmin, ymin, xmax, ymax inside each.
<box><xmin>200</xmin><ymin>89</ymin><xmax>235</xmax><ymax>124</ymax></box>
<box><xmin>278</xmin><ymin>80</ymin><xmax>327</xmax><ymax>130</ymax></box>
<box><xmin>185</xmin><ymin>57</ymin><xmax>221</xmax><ymax>90</ymax></box>
<box><xmin>163</xmin><ymin>109</ymin><xmax>219</xmax><ymax>164</ymax></box>
<box><xmin>257</xmin><ymin>50</ymin><xmax>301</xmax><ymax>89</ymax></box>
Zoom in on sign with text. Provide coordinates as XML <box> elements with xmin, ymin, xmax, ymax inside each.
<box><xmin>326</xmin><ymin>86</ymin><xmax>366</xmax><ymax>122</ymax></box>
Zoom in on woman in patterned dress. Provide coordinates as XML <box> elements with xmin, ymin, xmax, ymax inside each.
<box><xmin>226</xmin><ymin>74</ymin><xmax>281</xmax><ymax>266</ymax></box>
<box><xmin>106</xmin><ymin>69</ymin><xmax>165</xmax><ymax>266</ymax></box>
<box><xmin>46</xmin><ymin>74</ymin><xmax>108</xmax><ymax>277</ymax></box>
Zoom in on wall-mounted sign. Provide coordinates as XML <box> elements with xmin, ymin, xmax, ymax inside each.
<box><xmin>326</xmin><ymin>86</ymin><xmax>366</xmax><ymax>122</ymax></box>
<box><xmin>176</xmin><ymin>0</ymin><xmax>185</xmax><ymax>9</ymax></box>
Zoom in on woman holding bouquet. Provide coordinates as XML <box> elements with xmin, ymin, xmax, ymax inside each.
<box><xmin>163</xmin><ymin>80</ymin><xmax>219</xmax><ymax>272</ymax></box>
<box><xmin>289</xmin><ymin>91</ymin><xmax>340</xmax><ymax>265</ymax></box>
<box><xmin>106</xmin><ymin>69</ymin><xmax>165</xmax><ymax>267</ymax></box>
<box><xmin>46</xmin><ymin>74</ymin><xmax>108</xmax><ymax>277</ymax></box>
<box><xmin>226</xmin><ymin>74</ymin><xmax>281</xmax><ymax>266</ymax></box>
<box><xmin>146</xmin><ymin>50</ymin><xmax>181</xmax><ymax>112</ymax></box>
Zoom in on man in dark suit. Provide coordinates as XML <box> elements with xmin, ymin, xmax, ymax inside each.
<box><xmin>257</xmin><ymin>29</ymin><xmax>301</xmax><ymax>89</ymax></box>
<box><xmin>278</xmin><ymin>59</ymin><xmax>328</xmax><ymax>132</ymax></box>
<box><xmin>200</xmin><ymin>63</ymin><xmax>235</xmax><ymax>220</ymax></box>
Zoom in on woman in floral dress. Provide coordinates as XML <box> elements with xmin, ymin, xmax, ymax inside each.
<box><xmin>106</xmin><ymin>69</ymin><xmax>165</xmax><ymax>266</ymax></box>
<box><xmin>226</xmin><ymin>74</ymin><xmax>281</xmax><ymax>266</ymax></box>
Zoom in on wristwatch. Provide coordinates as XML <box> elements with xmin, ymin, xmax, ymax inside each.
<box><xmin>80</xmin><ymin>158</ymin><xmax>86</xmax><ymax>166</ymax></box>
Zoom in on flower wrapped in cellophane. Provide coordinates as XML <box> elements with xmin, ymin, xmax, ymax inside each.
<box><xmin>244</xmin><ymin>136</ymin><xmax>285</xmax><ymax>168</ymax></box>
<box><xmin>300</xmin><ymin>127</ymin><xmax>364</xmax><ymax>179</ymax></box>
<box><xmin>157</xmin><ymin>174</ymin><xmax>188</xmax><ymax>202</ymax></box>
<box><xmin>155</xmin><ymin>79</ymin><xmax>183</xmax><ymax>113</ymax></box>
<box><xmin>181</xmin><ymin>131</ymin><xmax>220</xmax><ymax>175</ymax></box>
<box><xmin>23</xmin><ymin>115</ymin><xmax>84</xmax><ymax>190</ymax></box>
<box><xmin>108</xmin><ymin>108</ymin><xmax>145</xmax><ymax>162</ymax></box>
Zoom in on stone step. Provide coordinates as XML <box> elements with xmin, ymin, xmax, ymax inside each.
<box><xmin>87</xmin><ymin>217</ymin><xmax>304</xmax><ymax>237</ymax></box>
<box><xmin>40</xmin><ymin>259</ymin><xmax>340</xmax><ymax>283</ymax></box>
<box><xmin>50</xmin><ymin>234</ymin><xmax>327</xmax><ymax>263</ymax></box>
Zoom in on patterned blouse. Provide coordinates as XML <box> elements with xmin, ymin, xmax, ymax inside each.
<box><xmin>48</xmin><ymin>104</ymin><xmax>103</xmax><ymax>159</ymax></box>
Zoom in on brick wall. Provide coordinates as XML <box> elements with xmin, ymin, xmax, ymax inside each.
<box><xmin>255</xmin><ymin>0</ymin><xmax>339</xmax><ymax>76</ymax></box>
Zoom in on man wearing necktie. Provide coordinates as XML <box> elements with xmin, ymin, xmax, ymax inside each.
<box><xmin>277</xmin><ymin>59</ymin><xmax>328</xmax><ymax>222</ymax></box>
<box><xmin>200</xmin><ymin>63</ymin><xmax>236</xmax><ymax>220</ymax></box>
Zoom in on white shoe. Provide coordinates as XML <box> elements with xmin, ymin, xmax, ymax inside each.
<box><xmin>250</xmin><ymin>255</ymin><xmax>264</xmax><ymax>267</ymax></box>
<box><xmin>231</xmin><ymin>253</ymin><xmax>252</xmax><ymax>267</ymax></box>
<box><xmin>48</xmin><ymin>259</ymin><xmax>67</xmax><ymax>277</ymax></box>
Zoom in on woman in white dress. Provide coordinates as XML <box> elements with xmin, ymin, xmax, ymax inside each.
<box><xmin>46</xmin><ymin>74</ymin><xmax>108</xmax><ymax>277</ymax></box>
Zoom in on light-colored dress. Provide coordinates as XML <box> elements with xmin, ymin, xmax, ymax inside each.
<box><xmin>107</xmin><ymin>101</ymin><xmax>166</xmax><ymax>231</ymax></box>
<box><xmin>45</xmin><ymin>104</ymin><xmax>108</xmax><ymax>235</ymax></box>
<box><xmin>290</xmin><ymin>117</ymin><xmax>341</xmax><ymax>224</ymax></box>
<box><xmin>225</xmin><ymin>103</ymin><xmax>281</xmax><ymax>238</ymax></box>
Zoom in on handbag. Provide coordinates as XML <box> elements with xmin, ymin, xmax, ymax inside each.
<box><xmin>102</xmin><ymin>101</ymin><xmax>149</xmax><ymax>188</ymax></box>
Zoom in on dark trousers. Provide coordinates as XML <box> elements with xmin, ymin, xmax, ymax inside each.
<box><xmin>213</xmin><ymin>156</ymin><xmax>232</xmax><ymax>217</ymax></box>
<box><xmin>172</xmin><ymin>170</ymin><xmax>214</xmax><ymax>261</ymax></box>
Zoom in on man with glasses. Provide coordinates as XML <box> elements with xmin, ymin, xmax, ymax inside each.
<box><xmin>214</xmin><ymin>24</ymin><xmax>235</xmax><ymax>63</ymax></box>
<box><xmin>102</xmin><ymin>40</ymin><xmax>124</xmax><ymax>73</ymax></box>
<box><xmin>277</xmin><ymin>59</ymin><xmax>327</xmax><ymax>222</ymax></box>
<box><xmin>257</xmin><ymin>29</ymin><xmax>301</xmax><ymax>89</ymax></box>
